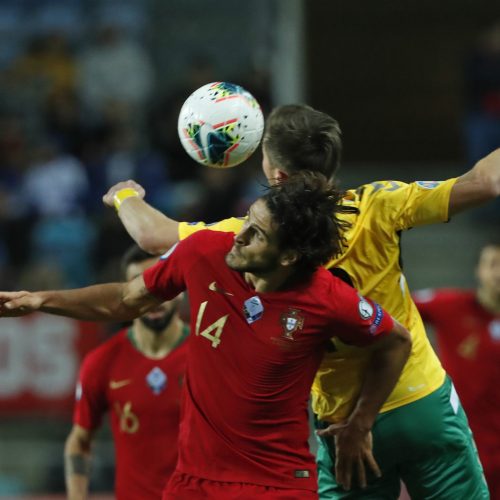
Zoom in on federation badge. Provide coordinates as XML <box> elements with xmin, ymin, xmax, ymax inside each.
<box><xmin>146</xmin><ymin>367</ymin><xmax>167</xmax><ymax>394</ymax></box>
<box><xmin>280</xmin><ymin>308</ymin><xmax>304</xmax><ymax>340</ymax></box>
<box><xmin>489</xmin><ymin>320</ymin><xmax>500</xmax><ymax>341</ymax></box>
<box><xmin>243</xmin><ymin>296</ymin><xmax>264</xmax><ymax>324</ymax></box>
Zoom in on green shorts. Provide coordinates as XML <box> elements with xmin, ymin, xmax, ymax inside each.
<box><xmin>315</xmin><ymin>377</ymin><xmax>489</xmax><ymax>499</ymax></box>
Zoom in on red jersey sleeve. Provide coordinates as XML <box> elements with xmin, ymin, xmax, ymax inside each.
<box><xmin>412</xmin><ymin>288</ymin><xmax>453</xmax><ymax>322</ymax></box>
<box><xmin>329</xmin><ymin>280</ymin><xmax>394</xmax><ymax>346</ymax></box>
<box><xmin>142</xmin><ymin>236</ymin><xmax>196</xmax><ymax>300</ymax></box>
<box><xmin>73</xmin><ymin>352</ymin><xmax>108</xmax><ymax>431</ymax></box>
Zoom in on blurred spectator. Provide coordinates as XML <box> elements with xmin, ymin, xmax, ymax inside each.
<box><xmin>464</xmin><ymin>21</ymin><xmax>500</xmax><ymax>164</ymax></box>
<box><xmin>7</xmin><ymin>32</ymin><xmax>76</xmax><ymax>106</ymax></box>
<box><xmin>77</xmin><ymin>24</ymin><xmax>154</xmax><ymax>126</ymax></box>
<box><xmin>23</xmin><ymin>139</ymin><xmax>89</xmax><ymax>217</ymax></box>
<box><xmin>0</xmin><ymin>113</ymin><xmax>33</xmax><ymax>285</ymax></box>
<box><xmin>413</xmin><ymin>241</ymin><xmax>500</xmax><ymax>498</ymax></box>
<box><xmin>23</xmin><ymin>139</ymin><xmax>95</xmax><ymax>287</ymax></box>
<box><xmin>148</xmin><ymin>56</ymin><xmax>217</xmax><ymax>182</ymax></box>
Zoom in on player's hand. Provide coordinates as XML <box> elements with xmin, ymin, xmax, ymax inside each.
<box><xmin>0</xmin><ymin>291</ymin><xmax>43</xmax><ymax>317</ymax></box>
<box><xmin>102</xmin><ymin>180</ymin><xmax>146</xmax><ymax>208</ymax></box>
<box><xmin>316</xmin><ymin>421</ymin><xmax>381</xmax><ymax>490</ymax></box>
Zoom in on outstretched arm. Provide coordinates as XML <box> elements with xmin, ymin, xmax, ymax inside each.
<box><xmin>103</xmin><ymin>180</ymin><xmax>179</xmax><ymax>255</ymax></box>
<box><xmin>317</xmin><ymin>320</ymin><xmax>411</xmax><ymax>490</ymax></box>
<box><xmin>0</xmin><ymin>275</ymin><xmax>162</xmax><ymax>321</ymax></box>
<box><xmin>449</xmin><ymin>148</ymin><xmax>500</xmax><ymax>216</ymax></box>
<box><xmin>65</xmin><ymin>425</ymin><xmax>93</xmax><ymax>500</ymax></box>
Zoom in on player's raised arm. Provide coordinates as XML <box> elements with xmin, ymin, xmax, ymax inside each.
<box><xmin>103</xmin><ymin>180</ymin><xmax>179</xmax><ymax>255</ymax></box>
<box><xmin>0</xmin><ymin>275</ymin><xmax>162</xmax><ymax>322</ymax></box>
<box><xmin>65</xmin><ymin>425</ymin><xmax>93</xmax><ymax>500</ymax></box>
<box><xmin>449</xmin><ymin>147</ymin><xmax>500</xmax><ymax>215</ymax></box>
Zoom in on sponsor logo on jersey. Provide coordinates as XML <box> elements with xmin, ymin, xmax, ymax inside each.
<box><xmin>358</xmin><ymin>295</ymin><xmax>374</xmax><ymax>320</ymax></box>
<box><xmin>280</xmin><ymin>308</ymin><xmax>304</xmax><ymax>340</ymax></box>
<box><xmin>489</xmin><ymin>320</ymin><xmax>500</xmax><ymax>341</ymax></box>
<box><xmin>209</xmin><ymin>281</ymin><xmax>234</xmax><ymax>296</ymax></box>
<box><xmin>160</xmin><ymin>243</ymin><xmax>179</xmax><ymax>260</ymax></box>
<box><xmin>146</xmin><ymin>367</ymin><xmax>167</xmax><ymax>394</ymax></box>
<box><xmin>416</xmin><ymin>181</ymin><xmax>442</xmax><ymax>189</ymax></box>
<box><xmin>243</xmin><ymin>296</ymin><xmax>264</xmax><ymax>324</ymax></box>
<box><xmin>109</xmin><ymin>379</ymin><xmax>131</xmax><ymax>390</ymax></box>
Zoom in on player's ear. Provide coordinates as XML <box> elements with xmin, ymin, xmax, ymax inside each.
<box><xmin>280</xmin><ymin>249</ymin><xmax>299</xmax><ymax>267</ymax></box>
<box><xmin>275</xmin><ymin>169</ymin><xmax>289</xmax><ymax>182</ymax></box>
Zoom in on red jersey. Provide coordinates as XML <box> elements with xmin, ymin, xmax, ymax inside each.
<box><xmin>74</xmin><ymin>327</ymin><xmax>188</xmax><ymax>500</ymax></box>
<box><xmin>143</xmin><ymin>230</ymin><xmax>394</xmax><ymax>492</ymax></box>
<box><xmin>413</xmin><ymin>289</ymin><xmax>500</xmax><ymax>452</ymax></box>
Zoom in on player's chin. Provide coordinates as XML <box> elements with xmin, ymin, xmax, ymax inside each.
<box><xmin>225</xmin><ymin>251</ymin><xmax>245</xmax><ymax>271</ymax></box>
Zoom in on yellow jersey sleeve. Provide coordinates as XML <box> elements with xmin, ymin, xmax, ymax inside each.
<box><xmin>178</xmin><ymin>217</ymin><xmax>246</xmax><ymax>240</ymax></box>
<box><xmin>360</xmin><ymin>178</ymin><xmax>457</xmax><ymax>231</ymax></box>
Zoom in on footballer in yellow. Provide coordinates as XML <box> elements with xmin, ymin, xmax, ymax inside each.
<box><xmin>103</xmin><ymin>104</ymin><xmax>498</xmax><ymax>499</ymax></box>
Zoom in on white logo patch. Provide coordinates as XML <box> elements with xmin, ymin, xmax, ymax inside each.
<box><xmin>243</xmin><ymin>296</ymin><xmax>264</xmax><ymax>324</ymax></box>
<box><xmin>75</xmin><ymin>381</ymin><xmax>82</xmax><ymax>401</ymax></box>
<box><xmin>358</xmin><ymin>297</ymin><xmax>374</xmax><ymax>320</ymax></box>
<box><xmin>489</xmin><ymin>320</ymin><xmax>500</xmax><ymax>341</ymax></box>
<box><xmin>416</xmin><ymin>181</ymin><xmax>442</xmax><ymax>190</ymax></box>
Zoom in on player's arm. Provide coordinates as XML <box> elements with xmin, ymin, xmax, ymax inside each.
<box><xmin>0</xmin><ymin>275</ymin><xmax>162</xmax><ymax>321</ymax></box>
<box><xmin>318</xmin><ymin>319</ymin><xmax>411</xmax><ymax>490</ymax></box>
<box><xmin>102</xmin><ymin>180</ymin><xmax>178</xmax><ymax>255</ymax></box>
<box><xmin>64</xmin><ymin>425</ymin><xmax>93</xmax><ymax>500</ymax></box>
<box><xmin>449</xmin><ymin>147</ymin><xmax>500</xmax><ymax>216</ymax></box>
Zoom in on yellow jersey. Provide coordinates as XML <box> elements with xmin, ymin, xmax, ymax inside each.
<box><xmin>178</xmin><ymin>178</ymin><xmax>457</xmax><ymax>422</ymax></box>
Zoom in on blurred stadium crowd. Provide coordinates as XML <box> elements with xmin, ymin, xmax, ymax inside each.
<box><xmin>0</xmin><ymin>0</ymin><xmax>272</xmax><ymax>292</ymax></box>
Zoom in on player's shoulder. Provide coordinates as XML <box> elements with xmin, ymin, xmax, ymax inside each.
<box><xmin>313</xmin><ymin>267</ymin><xmax>356</xmax><ymax>305</ymax></box>
<box><xmin>180</xmin><ymin>229</ymin><xmax>234</xmax><ymax>250</ymax></box>
<box><xmin>347</xmin><ymin>180</ymin><xmax>408</xmax><ymax>203</ymax></box>
<box><xmin>413</xmin><ymin>287</ymin><xmax>473</xmax><ymax>304</ymax></box>
<box><xmin>81</xmin><ymin>329</ymin><xmax>129</xmax><ymax>370</ymax></box>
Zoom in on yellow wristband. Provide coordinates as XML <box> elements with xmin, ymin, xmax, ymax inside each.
<box><xmin>113</xmin><ymin>188</ymin><xmax>139</xmax><ymax>211</ymax></box>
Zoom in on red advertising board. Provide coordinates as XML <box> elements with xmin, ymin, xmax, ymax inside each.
<box><xmin>0</xmin><ymin>314</ymin><xmax>108</xmax><ymax>414</ymax></box>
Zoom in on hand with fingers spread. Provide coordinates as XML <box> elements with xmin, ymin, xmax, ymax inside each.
<box><xmin>0</xmin><ymin>291</ymin><xmax>43</xmax><ymax>317</ymax></box>
<box><xmin>316</xmin><ymin>419</ymin><xmax>381</xmax><ymax>491</ymax></box>
<box><xmin>102</xmin><ymin>180</ymin><xmax>146</xmax><ymax>209</ymax></box>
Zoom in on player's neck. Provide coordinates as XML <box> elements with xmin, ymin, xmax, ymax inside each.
<box><xmin>476</xmin><ymin>287</ymin><xmax>500</xmax><ymax>314</ymax></box>
<box><xmin>131</xmin><ymin>317</ymin><xmax>184</xmax><ymax>359</ymax></box>
<box><xmin>244</xmin><ymin>268</ymin><xmax>298</xmax><ymax>293</ymax></box>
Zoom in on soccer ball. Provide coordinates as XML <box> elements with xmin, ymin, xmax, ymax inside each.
<box><xmin>177</xmin><ymin>82</ymin><xmax>264</xmax><ymax>168</ymax></box>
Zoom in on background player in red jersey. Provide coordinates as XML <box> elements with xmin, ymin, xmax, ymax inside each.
<box><xmin>413</xmin><ymin>240</ymin><xmax>500</xmax><ymax>499</ymax></box>
<box><xmin>0</xmin><ymin>172</ymin><xmax>411</xmax><ymax>500</ymax></box>
<box><xmin>64</xmin><ymin>245</ymin><xmax>188</xmax><ymax>500</ymax></box>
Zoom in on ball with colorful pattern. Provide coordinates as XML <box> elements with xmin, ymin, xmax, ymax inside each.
<box><xmin>177</xmin><ymin>82</ymin><xmax>264</xmax><ymax>168</ymax></box>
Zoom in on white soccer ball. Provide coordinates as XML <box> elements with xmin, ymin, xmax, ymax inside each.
<box><xmin>177</xmin><ymin>82</ymin><xmax>265</xmax><ymax>168</ymax></box>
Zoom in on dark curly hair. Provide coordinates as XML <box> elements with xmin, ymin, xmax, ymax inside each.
<box><xmin>262</xmin><ymin>171</ymin><xmax>358</xmax><ymax>274</ymax></box>
<box><xmin>263</xmin><ymin>104</ymin><xmax>342</xmax><ymax>180</ymax></box>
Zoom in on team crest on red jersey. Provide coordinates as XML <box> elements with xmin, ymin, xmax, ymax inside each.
<box><xmin>280</xmin><ymin>308</ymin><xmax>304</xmax><ymax>340</ymax></box>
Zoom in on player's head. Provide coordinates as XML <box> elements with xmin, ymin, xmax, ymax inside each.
<box><xmin>476</xmin><ymin>240</ymin><xmax>500</xmax><ymax>297</ymax></box>
<box><xmin>226</xmin><ymin>171</ymin><xmax>356</xmax><ymax>276</ymax></box>
<box><xmin>262</xmin><ymin>104</ymin><xmax>342</xmax><ymax>185</ymax></box>
<box><xmin>122</xmin><ymin>245</ymin><xmax>180</xmax><ymax>332</ymax></box>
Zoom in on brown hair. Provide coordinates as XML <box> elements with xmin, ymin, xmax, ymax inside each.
<box><xmin>262</xmin><ymin>171</ymin><xmax>357</xmax><ymax>274</ymax></box>
<box><xmin>263</xmin><ymin>104</ymin><xmax>342</xmax><ymax>180</ymax></box>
